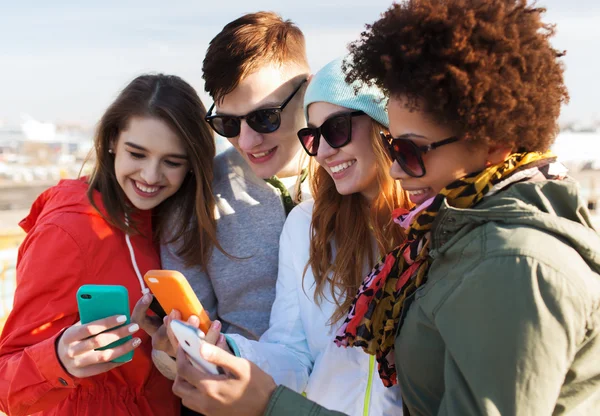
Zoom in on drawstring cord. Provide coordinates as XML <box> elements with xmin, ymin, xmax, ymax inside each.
<box><xmin>125</xmin><ymin>215</ymin><xmax>151</xmax><ymax>296</ymax></box>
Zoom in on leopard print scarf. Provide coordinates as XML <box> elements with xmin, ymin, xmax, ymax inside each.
<box><xmin>334</xmin><ymin>152</ymin><xmax>562</xmax><ymax>387</ymax></box>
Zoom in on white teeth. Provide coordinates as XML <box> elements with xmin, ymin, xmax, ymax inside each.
<box><xmin>406</xmin><ymin>189</ymin><xmax>428</xmax><ymax>196</ymax></box>
<box><xmin>135</xmin><ymin>181</ymin><xmax>159</xmax><ymax>193</ymax></box>
<box><xmin>330</xmin><ymin>160</ymin><xmax>356</xmax><ymax>174</ymax></box>
<box><xmin>252</xmin><ymin>148</ymin><xmax>275</xmax><ymax>158</ymax></box>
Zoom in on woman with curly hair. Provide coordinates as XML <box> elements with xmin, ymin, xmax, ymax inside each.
<box><xmin>158</xmin><ymin>1</ymin><xmax>600</xmax><ymax>415</ymax></box>
<box><xmin>335</xmin><ymin>1</ymin><xmax>600</xmax><ymax>414</ymax></box>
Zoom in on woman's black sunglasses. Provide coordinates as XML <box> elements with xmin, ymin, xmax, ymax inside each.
<box><xmin>297</xmin><ymin>111</ymin><xmax>365</xmax><ymax>156</ymax></box>
<box><xmin>205</xmin><ymin>79</ymin><xmax>307</xmax><ymax>138</ymax></box>
<box><xmin>380</xmin><ymin>132</ymin><xmax>460</xmax><ymax>177</ymax></box>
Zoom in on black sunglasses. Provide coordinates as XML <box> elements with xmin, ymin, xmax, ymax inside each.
<box><xmin>297</xmin><ymin>111</ymin><xmax>365</xmax><ymax>156</ymax></box>
<box><xmin>380</xmin><ymin>132</ymin><xmax>460</xmax><ymax>177</ymax></box>
<box><xmin>205</xmin><ymin>79</ymin><xmax>307</xmax><ymax>138</ymax></box>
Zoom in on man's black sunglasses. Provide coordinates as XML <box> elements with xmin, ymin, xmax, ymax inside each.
<box><xmin>297</xmin><ymin>111</ymin><xmax>365</xmax><ymax>156</ymax></box>
<box><xmin>205</xmin><ymin>79</ymin><xmax>308</xmax><ymax>138</ymax></box>
<box><xmin>380</xmin><ymin>132</ymin><xmax>460</xmax><ymax>177</ymax></box>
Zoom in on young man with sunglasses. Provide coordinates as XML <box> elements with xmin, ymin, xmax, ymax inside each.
<box><xmin>139</xmin><ymin>12</ymin><xmax>311</xmax><ymax>383</ymax></box>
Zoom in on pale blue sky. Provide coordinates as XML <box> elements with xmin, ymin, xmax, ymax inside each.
<box><xmin>1</xmin><ymin>0</ymin><xmax>599</xmax><ymax>126</ymax></box>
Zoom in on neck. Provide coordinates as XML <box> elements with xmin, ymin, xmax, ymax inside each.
<box><xmin>274</xmin><ymin>152</ymin><xmax>308</xmax><ymax>179</ymax></box>
<box><xmin>274</xmin><ymin>170</ymin><xmax>298</xmax><ymax>179</ymax></box>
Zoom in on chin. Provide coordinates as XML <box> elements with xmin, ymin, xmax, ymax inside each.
<box><xmin>129</xmin><ymin>202</ymin><xmax>151</xmax><ymax>211</ymax></box>
<box><xmin>126</xmin><ymin>191</ymin><xmax>165</xmax><ymax>211</ymax></box>
<box><xmin>334</xmin><ymin>185</ymin><xmax>357</xmax><ymax>197</ymax></box>
<box><xmin>253</xmin><ymin>163</ymin><xmax>281</xmax><ymax>179</ymax></box>
<box><xmin>131</xmin><ymin>199</ymin><xmax>158</xmax><ymax>211</ymax></box>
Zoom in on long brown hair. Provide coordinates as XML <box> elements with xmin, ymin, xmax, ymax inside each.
<box><xmin>87</xmin><ymin>73</ymin><xmax>224</xmax><ymax>271</ymax></box>
<box><xmin>307</xmin><ymin>119</ymin><xmax>409</xmax><ymax>324</ymax></box>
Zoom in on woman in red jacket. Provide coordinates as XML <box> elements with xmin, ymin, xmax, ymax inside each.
<box><xmin>0</xmin><ymin>74</ymin><xmax>222</xmax><ymax>415</ymax></box>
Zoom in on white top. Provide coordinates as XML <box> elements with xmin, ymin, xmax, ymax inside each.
<box><xmin>228</xmin><ymin>199</ymin><xmax>403</xmax><ymax>416</ymax></box>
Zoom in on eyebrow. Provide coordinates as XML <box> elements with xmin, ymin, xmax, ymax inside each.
<box><xmin>124</xmin><ymin>141</ymin><xmax>188</xmax><ymax>160</ymax></box>
<box><xmin>214</xmin><ymin>88</ymin><xmax>295</xmax><ymax>116</ymax></box>
<box><xmin>259</xmin><ymin>100</ymin><xmax>284</xmax><ymax>108</ymax></box>
<box><xmin>307</xmin><ymin>111</ymin><xmax>355</xmax><ymax>128</ymax></box>
<box><xmin>391</xmin><ymin>133</ymin><xmax>430</xmax><ymax>141</ymax></box>
<box><xmin>215</xmin><ymin>101</ymin><xmax>280</xmax><ymax>116</ymax></box>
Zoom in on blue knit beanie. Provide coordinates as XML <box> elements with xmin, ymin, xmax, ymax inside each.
<box><xmin>303</xmin><ymin>56</ymin><xmax>389</xmax><ymax>128</ymax></box>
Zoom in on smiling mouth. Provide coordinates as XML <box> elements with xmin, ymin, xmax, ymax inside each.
<box><xmin>134</xmin><ymin>180</ymin><xmax>161</xmax><ymax>195</ymax></box>
<box><xmin>251</xmin><ymin>148</ymin><xmax>276</xmax><ymax>158</ymax></box>
<box><xmin>330</xmin><ymin>160</ymin><xmax>356</xmax><ymax>174</ymax></box>
<box><xmin>404</xmin><ymin>187</ymin><xmax>435</xmax><ymax>205</ymax></box>
<box><xmin>405</xmin><ymin>188</ymin><xmax>429</xmax><ymax>196</ymax></box>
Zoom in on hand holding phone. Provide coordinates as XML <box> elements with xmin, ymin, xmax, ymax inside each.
<box><xmin>55</xmin><ymin>285</ymin><xmax>141</xmax><ymax>378</ymax></box>
<box><xmin>169</xmin><ymin>320</ymin><xmax>221</xmax><ymax>375</ymax></box>
<box><xmin>144</xmin><ymin>270</ymin><xmax>212</xmax><ymax>333</ymax></box>
<box><xmin>76</xmin><ymin>285</ymin><xmax>137</xmax><ymax>363</ymax></box>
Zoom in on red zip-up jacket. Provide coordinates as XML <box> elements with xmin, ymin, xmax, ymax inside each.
<box><xmin>0</xmin><ymin>179</ymin><xmax>179</xmax><ymax>415</ymax></box>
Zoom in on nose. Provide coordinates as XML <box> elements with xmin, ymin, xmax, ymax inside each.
<box><xmin>237</xmin><ymin>120</ymin><xmax>264</xmax><ymax>152</ymax></box>
<box><xmin>140</xmin><ymin>160</ymin><xmax>162</xmax><ymax>184</ymax></box>
<box><xmin>315</xmin><ymin>135</ymin><xmax>338</xmax><ymax>162</ymax></box>
<box><xmin>389</xmin><ymin>160</ymin><xmax>409</xmax><ymax>181</ymax></box>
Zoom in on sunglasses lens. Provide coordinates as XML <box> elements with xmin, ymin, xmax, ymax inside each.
<box><xmin>392</xmin><ymin>140</ymin><xmax>424</xmax><ymax>177</ymax></box>
<box><xmin>298</xmin><ymin>128</ymin><xmax>318</xmax><ymax>156</ymax></box>
<box><xmin>210</xmin><ymin>116</ymin><xmax>240</xmax><ymax>138</ymax></box>
<box><xmin>247</xmin><ymin>109</ymin><xmax>281</xmax><ymax>133</ymax></box>
<box><xmin>322</xmin><ymin>116</ymin><xmax>350</xmax><ymax>148</ymax></box>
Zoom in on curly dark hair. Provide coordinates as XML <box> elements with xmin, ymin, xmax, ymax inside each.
<box><xmin>344</xmin><ymin>0</ymin><xmax>569</xmax><ymax>151</ymax></box>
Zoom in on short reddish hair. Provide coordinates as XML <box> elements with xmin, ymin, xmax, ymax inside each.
<box><xmin>203</xmin><ymin>11</ymin><xmax>309</xmax><ymax>103</ymax></box>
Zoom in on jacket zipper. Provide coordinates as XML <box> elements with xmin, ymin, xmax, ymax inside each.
<box><xmin>363</xmin><ymin>354</ymin><xmax>375</xmax><ymax>416</ymax></box>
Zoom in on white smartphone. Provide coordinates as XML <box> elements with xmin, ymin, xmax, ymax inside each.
<box><xmin>169</xmin><ymin>320</ymin><xmax>221</xmax><ymax>375</ymax></box>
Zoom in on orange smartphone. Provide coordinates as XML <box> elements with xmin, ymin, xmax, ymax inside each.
<box><xmin>143</xmin><ymin>270</ymin><xmax>212</xmax><ymax>334</ymax></box>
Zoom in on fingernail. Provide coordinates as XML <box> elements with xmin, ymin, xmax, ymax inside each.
<box><xmin>200</xmin><ymin>342</ymin><xmax>214</xmax><ymax>358</ymax></box>
<box><xmin>132</xmin><ymin>338</ymin><xmax>141</xmax><ymax>347</ymax></box>
<box><xmin>213</xmin><ymin>320</ymin><xmax>221</xmax><ymax>330</ymax></box>
<box><xmin>143</xmin><ymin>294</ymin><xmax>152</xmax><ymax>304</ymax></box>
<box><xmin>170</xmin><ymin>310</ymin><xmax>176</xmax><ymax>318</ymax></box>
<box><xmin>128</xmin><ymin>324</ymin><xmax>139</xmax><ymax>333</ymax></box>
<box><xmin>219</xmin><ymin>334</ymin><xmax>225</xmax><ymax>344</ymax></box>
<box><xmin>116</xmin><ymin>315</ymin><xmax>127</xmax><ymax>323</ymax></box>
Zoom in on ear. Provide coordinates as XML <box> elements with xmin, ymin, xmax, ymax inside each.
<box><xmin>486</xmin><ymin>145</ymin><xmax>512</xmax><ymax>165</ymax></box>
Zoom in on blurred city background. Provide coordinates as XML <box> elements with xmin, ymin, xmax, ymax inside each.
<box><xmin>1</xmin><ymin>0</ymin><xmax>600</xmax><ymax>332</ymax></box>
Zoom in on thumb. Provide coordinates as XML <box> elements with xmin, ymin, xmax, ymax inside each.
<box><xmin>132</xmin><ymin>293</ymin><xmax>152</xmax><ymax>318</ymax></box>
<box><xmin>132</xmin><ymin>294</ymin><xmax>160</xmax><ymax>335</ymax></box>
<box><xmin>200</xmin><ymin>342</ymin><xmax>245</xmax><ymax>378</ymax></box>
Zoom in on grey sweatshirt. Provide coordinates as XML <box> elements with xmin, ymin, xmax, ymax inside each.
<box><xmin>161</xmin><ymin>147</ymin><xmax>309</xmax><ymax>340</ymax></box>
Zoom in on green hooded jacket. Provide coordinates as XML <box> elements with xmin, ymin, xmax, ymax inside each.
<box><xmin>265</xmin><ymin>179</ymin><xmax>600</xmax><ymax>415</ymax></box>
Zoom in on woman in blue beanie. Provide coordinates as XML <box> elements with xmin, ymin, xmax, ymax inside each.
<box><xmin>170</xmin><ymin>57</ymin><xmax>409</xmax><ymax>416</ymax></box>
